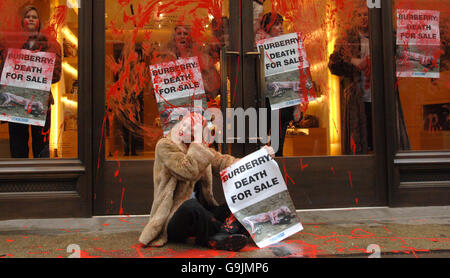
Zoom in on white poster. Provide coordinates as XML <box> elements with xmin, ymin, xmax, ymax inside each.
<box><xmin>0</xmin><ymin>48</ymin><xmax>56</xmax><ymax>126</ymax></box>
<box><xmin>256</xmin><ymin>32</ymin><xmax>315</xmax><ymax>110</ymax></box>
<box><xmin>150</xmin><ymin>56</ymin><xmax>207</xmax><ymax>134</ymax></box>
<box><xmin>220</xmin><ymin>148</ymin><xmax>303</xmax><ymax>248</ymax></box>
<box><xmin>396</xmin><ymin>9</ymin><xmax>441</xmax><ymax>78</ymax></box>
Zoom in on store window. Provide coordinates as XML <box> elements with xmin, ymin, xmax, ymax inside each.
<box><xmin>0</xmin><ymin>0</ymin><xmax>79</xmax><ymax>159</ymax></box>
<box><xmin>105</xmin><ymin>0</ymin><xmax>229</xmax><ymax>160</ymax></box>
<box><xmin>394</xmin><ymin>0</ymin><xmax>450</xmax><ymax>151</ymax></box>
<box><xmin>255</xmin><ymin>0</ymin><xmax>374</xmax><ymax>156</ymax></box>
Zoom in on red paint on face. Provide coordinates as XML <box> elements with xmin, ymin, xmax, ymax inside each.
<box><xmin>23</xmin><ymin>10</ymin><xmax>40</xmax><ymax>33</ymax></box>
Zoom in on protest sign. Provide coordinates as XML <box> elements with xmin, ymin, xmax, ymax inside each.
<box><xmin>220</xmin><ymin>148</ymin><xmax>303</xmax><ymax>248</ymax></box>
<box><xmin>150</xmin><ymin>56</ymin><xmax>207</xmax><ymax>134</ymax></box>
<box><xmin>256</xmin><ymin>32</ymin><xmax>316</xmax><ymax>110</ymax></box>
<box><xmin>396</xmin><ymin>9</ymin><xmax>441</xmax><ymax>78</ymax></box>
<box><xmin>0</xmin><ymin>48</ymin><xmax>56</xmax><ymax>126</ymax></box>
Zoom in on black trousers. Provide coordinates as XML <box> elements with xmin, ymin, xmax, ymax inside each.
<box><xmin>8</xmin><ymin>110</ymin><xmax>51</xmax><ymax>158</ymax></box>
<box><xmin>167</xmin><ymin>199</ymin><xmax>232</xmax><ymax>247</ymax></box>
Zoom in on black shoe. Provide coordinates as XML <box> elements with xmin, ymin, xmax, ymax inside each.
<box><xmin>207</xmin><ymin>233</ymin><xmax>248</xmax><ymax>252</ymax></box>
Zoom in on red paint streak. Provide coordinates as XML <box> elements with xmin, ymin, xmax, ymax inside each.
<box><xmin>223</xmin><ymin>214</ymin><xmax>237</xmax><ymax>230</ymax></box>
<box><xmin>282</xmin><ymin>158</ymin><xmax>295</xmax><ymax>185</ymax></box>
<box><xmin>79</xmin><ymin>250</ymin><xmax>102</xmax><ymax>258</ymax></box>
<box><xmin>300</xmin><ymin>158</ymin><xmax>309</xmax><ymax>171</ymax></box>
<box><xmin>44</xmin><ymin>6</ymin><xmax>68</xmax><ymax>40</ymax></box>
<box><xmin>119</xmin><ymin>187</ymin><xmax>126</xmax><ymax>215</ymax></box>
<box><xmin>27</xmin><ymin>251</ymin><xmax>51</xmax><ymax>255</ymax></box>
<box><xmin>350</xmin><ymin>134</ymin><xmax>356</xmax><ymax>155</ymax></box>
<box><xmin>325</xmin><ymin>238</ymin><xmax>344</xmax><ymax>244</ymax></box>
<box><xmin>119</xmin><ymin>218</ymin><xmax>130</xmax><ymax>224</ymax></box>
<box><xmin>132</xmin><ymin>243</ymin><xmax>146</xmax><ymax>258</ymax></box>
<box><xmin>347</xmin><ymin>171</ymin><xmax>353</xmax><ymax>188</ymax></box>
<box><xmin>351</xmin><ymin>228</ymin><xmax>374</xmax><ymax>238</ymax></box>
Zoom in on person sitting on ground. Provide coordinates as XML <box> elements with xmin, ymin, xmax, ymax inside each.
<box><xmin>139</xmin><ymin>112</ymin><xmax>276</xmax><ymax>251</ymax></box>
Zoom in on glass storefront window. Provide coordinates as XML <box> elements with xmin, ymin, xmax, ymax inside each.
<box><xmin>394</xmin><ymin>0</ymin><xmax>450</xmax><ymax>151</ymax></box>
<box><xmin>256</xmin><ymin>0</ymin><xmax>374</xmax><ymax>156</ymax></box>
<box><xmin>105</xmin><ymin>0</ymin><xmax>229</xmax><ymax>160</ymax></box>
<box><xmin>0</xmin><ymin>0</ymin><xmax>79</xmax><ymax>159</ymax></box>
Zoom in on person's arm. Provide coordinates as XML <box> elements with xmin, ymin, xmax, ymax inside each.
<box><xmin>328</xmin><ymin>38</ymin><xmax>358</xmax><ymax>77</ymax></box>
<box><xmin>209</xmin><ymin>147</ymin><xmax>239</xmax><ymax>174</ymax></box>
<box><xmin>198</xmin><ymin>52</ymin><xmax>220</xmax><ymax>99</ymax></box>
<box><xmin>156</xmin><ymin>138</ymin><xmax>215</xmax><ymax>181</ymax></box>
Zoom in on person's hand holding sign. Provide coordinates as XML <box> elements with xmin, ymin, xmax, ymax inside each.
<box><xmin>262</xmin><ymin>145</ymin><xmax>275</xmax><ymax>158</ymax></box>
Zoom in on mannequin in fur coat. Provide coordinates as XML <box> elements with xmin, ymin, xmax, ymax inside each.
<box><xmin>139</xmin><ymin>112</ymin><xmax>275</xmax><ymax>251</ymax></box>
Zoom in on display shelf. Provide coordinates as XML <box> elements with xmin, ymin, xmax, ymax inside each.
<box><xmin>283</xmin><ymin>127</ymin><xmax>328</xmax><ymax>156</ymax></box>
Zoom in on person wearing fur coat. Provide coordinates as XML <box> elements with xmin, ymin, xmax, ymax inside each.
<box><xmin>139</xmin><ymin>112</ymin><xmax>275</xmax><ymax>251</ymax></box>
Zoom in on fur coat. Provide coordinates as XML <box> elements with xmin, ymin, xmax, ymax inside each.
<box><xmin>328</xmin><ymin>28</ymin><xmax>369</xmax><ymax>155</ymax></box>
<box><xmin>139</xmin><ymin>134</ymin><xmax>237</xmax><ymax>246</ymax></box>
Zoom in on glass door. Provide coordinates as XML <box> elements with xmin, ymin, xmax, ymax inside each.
<box><xmin>94</xmin><ymin>0</ymin><xmax>238</xmax><ymax>215</ymax></box>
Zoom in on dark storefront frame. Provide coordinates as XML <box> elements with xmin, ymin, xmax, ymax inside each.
<box><xmin>92</xmin><ymin>0</ymin><xmax>449</xmax><ymax>216</ymax></box>
<box><xmin>93</xmin><ymin>0</ymin><xmax>389</xmax><ymax>215</ymax></box>
<box><xmin>1</xmin><ymin>0</ymin><xmax>448</xmax><ymax>221</ymax></box>
<box><xmin>91</xmin><ymin>0</ymin><xmax>448</xmax><ymax>214</ymax></box>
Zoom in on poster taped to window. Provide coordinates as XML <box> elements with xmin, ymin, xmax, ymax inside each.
<box><xmin>150</xmin><ymin>56</ymin><xmax>207</xmax><ymax>135</ymax></box>
<box><xmin>0</xmin><ymin>48</ymin><xmax>55</xmax><ymax>127</ymax></box>
<box><xmin>396</xmin><ymin>9</ymin><xmax>441</xmax><ymax>78</ymax></box>
<box><xmin>256</xmin><ymin>32</ymin><xmax>316</xmax><ymax>110</ymax></box>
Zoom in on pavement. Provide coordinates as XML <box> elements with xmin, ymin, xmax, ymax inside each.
<box><xmin>0</xmin><ymin>206</ymin><xmax>449</xmax><ymax>259</ymax></box>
